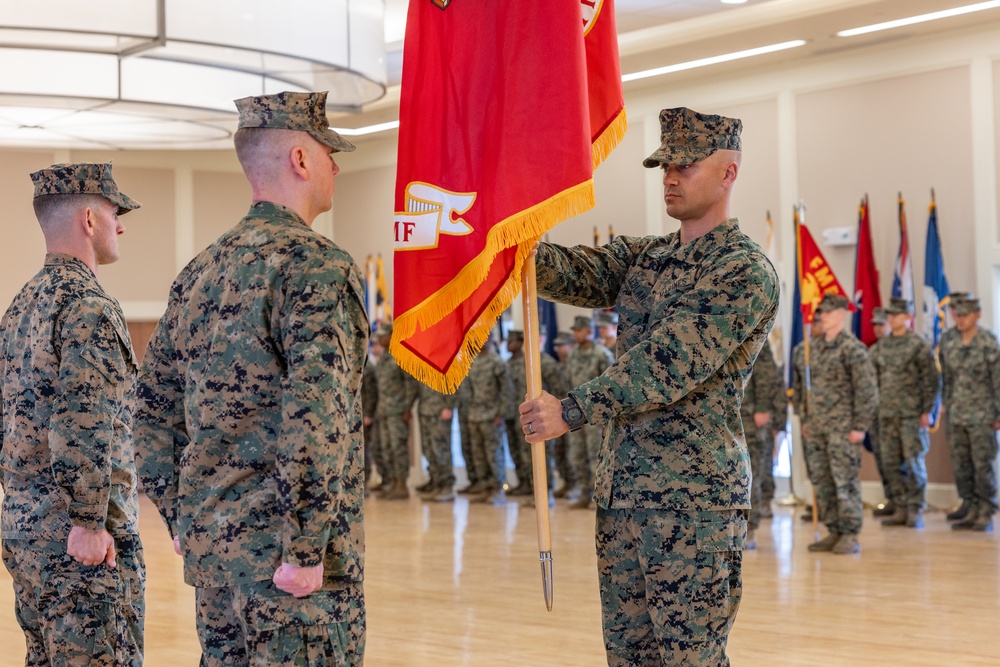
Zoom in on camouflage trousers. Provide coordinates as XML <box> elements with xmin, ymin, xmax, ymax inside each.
<box><xmin>458</xmin><ymin>411</ymin><xmax>478</xmax><ymax>486</ymax></box>
<box><xmin>195</xmin><ymin>577</ymin><xmax>364</xmax><ymax>667</ymax></box>
<box><xmin>377</xmin><ymin>412</ymin><xmax>410</xmax><ymax>482</ymax></box>
<box><xmin>867</xmin><ymin>421</ymin><xmax>893</xmax><ymax>502</ymax></box>
<box><xmin>467</xmin><ymin>419</ymin><xmax>503</xmax><ymax>489</ymax></box>
<box><xmin>804</xmin><ymin>427</ymin><xmax>863</xmax><ymax>535</ymax></box>
<box><xmin>505</xmin><ymin>418</ymin><xmax>555</xmax><ymax>491</ymax></box>
<box><xmin>878</xmin><ymin>416</ymin><xmax>930</xmax><ymax>511</ymax></box>
<box><xmin>420</xmin><ymin>413</ymin><xmax>456</xmax><ymax>488</ymax></box>
<box><xmin>747</xmin><ymin>424</ymin><xmax>773</xmax><ymax>530</ymax></box>
<box><xmin>553</xmin><ymin>433</ymin><xmax>574</xmax><ymax>490</ymax></box>
<box><xmin>363</xmin><ymin>421</ymin><xmax>382</xmax><ymax>484</ymax></box>
<box><xmin>569</xmin><ymin>423</ymin><xmax>602</xmax><ymax>495</ymax></box>
<box><xmin>2</xmin><ymin>536</ymin><xmax>145</xmax><ymax>667</ymax></box>
<box><xmin>596</xmin><ymin>508</ymin><xmax>745</xmax><ymax>667</ymax></box>
<box><xmin>946</xmin><ymin>421</ymin><xmax>999</xmax><ymax>516</ymax></box>
<box><xmin>505</xmin><ymin>417</ymin><xmax>533</xmax><ymax>490</ymax></box>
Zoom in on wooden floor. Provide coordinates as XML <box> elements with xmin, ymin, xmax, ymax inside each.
<box><xmin>2</xmin><ymin>492</ymin><xmax>999</xmax><ymax>666</ymax></box>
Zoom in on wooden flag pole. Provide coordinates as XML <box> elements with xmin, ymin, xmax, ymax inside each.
<box><xmin>521</xmin><ymin>252</ymin><xmax>554</xmax><ymax>611</ymax></box>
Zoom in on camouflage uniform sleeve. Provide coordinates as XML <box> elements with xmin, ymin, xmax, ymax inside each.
<box><xmin>849</xmin><ymin>344</ymin><xmax>879</xmax><ymax>432</ymax></box>
<box><xmin>541</xmin><ymin>353</ymin><xmax>568</xmax><ymax>398</ymax></box>
<box><xmin>791</xmin><ymin>348</ymin><xmax>805</xmax><ymax>420</ymax></box>
<box><xmin>135</xmin><ymin>311</ymin><xmax>187</xmax><ymax>537</ymax></box>
<box><xmin>535</xmin><ymin>238</ymin><xmax>644</xmax><ymax>308</ymax></box>
<box><xmin>772</xmin><ymin>361</ymin><xmax>788</xmax><ymax>419</ymax></box>
<box><xmin>987</xmin><ymin>336</ymin><xmax>1000</xmax><ymax>423</ymax></box>
<box><xmin>569</xmin><ymin>253</ymin><xmax>777</xmax><ymax>424</ymax></box>
<box><xmin>51</xmin><ymin>299</ymin><xmax>130</xmax><ymax>531</ymax></box>
<box><xmin>497</xmin><ymin>356</ymin><xmax>515</xmax><ymax>417</ymax></box>
<box><xmin>917</xmin><ymin>339</ymin><xmax>940</xmax><ymax>416</ymax></box>
<box><xmin>276</xmin><ymin>262</ymin><xmax>365</xmax><ymax>568</ymax></box>
<box><xmin>939</xmin><ymin>342</ymin><xmax>952</xmax><ymax>407</ymax></box>
<box><xmin>755</xmin><ymin>343</ymin><xmax>781</xmax><ymax>415</ymax></box>
<box><xmin>362</xmin><ymin>363</ymin><xmax>378</xmax><ymax>419</ymax></box>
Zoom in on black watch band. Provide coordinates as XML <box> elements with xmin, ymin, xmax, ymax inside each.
<box><xmin>561</xmin><ymin>397</ymin><xmax>587</xmax><ymax>432</ymax></box>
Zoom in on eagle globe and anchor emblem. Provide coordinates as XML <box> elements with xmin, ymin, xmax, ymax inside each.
<box><xmin>407</xmin><ymin>0</ymin><xmax>608</xmax><ymax>250</ymax></box>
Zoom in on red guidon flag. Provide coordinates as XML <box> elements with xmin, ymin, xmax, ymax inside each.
<box><xmin>795</xmin><ymin>205</ymin><xmax>854</xmax><ymax>324</ymax></box>
<box><xmin>391</xmin><ymin>0</ymin><xmax>626</xmax><ymax>392</ymax></box>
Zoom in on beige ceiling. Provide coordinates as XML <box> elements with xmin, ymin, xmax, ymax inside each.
<box><xmin>340</xmin><ymin>0</ymin><xmax>1000</xmax><ymax>133</ymax></box>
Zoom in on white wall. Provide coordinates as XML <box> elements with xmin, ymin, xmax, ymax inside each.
<box><xmin>2</xmin><ymin>21</ymin><xmax>998</xmax><ymax>341</ymax></box>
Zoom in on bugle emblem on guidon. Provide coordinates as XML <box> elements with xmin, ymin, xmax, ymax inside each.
<box><xmin>394</xmin><ymin>182</ymin><xmax>476</xmax><ymax>251</ymax></box>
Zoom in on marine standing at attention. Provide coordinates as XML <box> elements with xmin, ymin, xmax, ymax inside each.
<box><xmin>134</xmin><ymin>91</ymin><xmax>369</xmax><ymax>666</ymax></box>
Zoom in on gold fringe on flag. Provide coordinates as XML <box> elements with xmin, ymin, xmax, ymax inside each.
<box><xmin>391</xmin><ymin>180</ymin><xmax>596</xmax><ymax>393</ymax></box>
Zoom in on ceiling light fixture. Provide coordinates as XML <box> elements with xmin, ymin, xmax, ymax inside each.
<box><xmin>836</xmin><ymin>0</ymin><xmax>1000</xmax><ymax>37</ymax></box>
<box><xmin>0</xmin><ymin>0</ymin><xmax>387</xmax><ymax>150</ymax></box>
<box><xmin>621</xmin><ymin>40</ymin><xmax>807</xmax><ymax>82</ymax></box>
<box><xmin>721</xmin><ymin>0</ymin><xmax>749</xmax><ymax>5</ymax></box>
<box><xmin>334</xmin><ymin>120</ymin><xmax>400</xmax><ymax>137</ymax></box>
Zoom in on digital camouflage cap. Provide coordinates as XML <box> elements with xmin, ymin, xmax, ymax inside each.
<box><xmin>571</xmin><ymin>315</ymin><xmax>593</xmax><ymax>331</ymax></box>
<box><xmin>816</xmin><ymin>293</ymin><xmax>851</xmax><ymax>312</ymax></box>
<box><xmin>884</xmin><ymin>297</ymin><xmax>912</xmax><ymax>315</ymax></box>
<box><xmin>870</xmin><ymin>307</ymin><xmax>887</xmax><ymax>325</ymax></box>
<box><xmin>953</xmin><ymin>297</ymin><xmax>981</xmax><ymax>315</ymax></box>
<box><xmin>596</xmin><ymin>311</ymin><xmax>618</xmax><ymax>326</ymax></box>
<box><xmin>553</xmin><ymin>331</ymin><xmax>572</xmax><ymax>346</ymax></box>
<box><xmin>642</xmin><ymin>107</ymin><xmax>742</xmax><ymax>168</ymax></box>
<box><xmin>30</xmin><ymin>162</ymin><xmax>141</xmax><ymax>215</ymax></box>
<box><xmin>508</xmin><ymin>329</ymin><xmax>524</xmax><ymax>343</ymax></box>
<box><xmin>234</xmin><ymin>91</ymin><xmax>356</xmax><ymax>153</ymax></box>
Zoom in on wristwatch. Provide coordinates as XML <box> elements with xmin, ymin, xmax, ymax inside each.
<box><xmin>561</xmin><ymin>397</ymin><xmax>587</xmax><ymax>432</ymax></box>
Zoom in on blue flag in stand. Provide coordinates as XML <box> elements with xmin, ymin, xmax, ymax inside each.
<box><xmin>538</xmin><ymin>298</ymin><xmax>559</xmax><ymax>359</ymax></box>
<box><xmin>922</xmin><ymin>195</ymin><xmax>950</xmax><ymax>427</ymax></box>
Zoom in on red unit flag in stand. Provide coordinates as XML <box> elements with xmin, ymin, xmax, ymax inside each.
<box><xmin>852</xmin><ymin>195</ymin><xmax>882</xmax><ymax>346</ymax></box>
<box><xmin>796</xmin><ymin>205</ymin><xmax>853</xmax><ymax>324</ymax></box>
<box><xmin>391</xmin><ymin>0</ymin><xmax>626</xmax><ymax>392</ymax></box>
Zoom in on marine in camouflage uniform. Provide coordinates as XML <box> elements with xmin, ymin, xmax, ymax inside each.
<box><xmin>414</xmin><ymin>382</ymin><xmax>458</xmax><ymax>501</ymax></box>
<box><xmin>741</xmin><ymin>339</ymin><xmax>784</xmax><ymax>547</ymax></box>
<box><xmin>464</xmin><ymin>344</ymin><xmax>514</xmax><ymax>504</ymax></box>
<box><xmin>133</xmin><ymin>92</ymin><xmax>369</xmax><ymax>666</ymax></box>
<box><xmin>520</xmin><ymin>108</ymin><xmax>778</xmax><ymax>667</ymax></box>
<box><xmin>869</xmin><ymin>298</ymin><xmax>939</xmax><ymax>528</ymax></box>
<box><xmin>799</xmin><ymin>294</ymin><xmax>878</xmax><ymax>554</ymax></box>
<box><xmin>374</xmin><ymin>324</ymin><xmax>418</xmax><ymax>500</ymax></box>
<box><xmin>551</xmin><ymin>332</ymin><xmax>575</xmax><ymax>496</ymax></box>
<box><xmin>940</xmin><ymin>295</ymin><xmax>1000</xmax><ymax>531</ymax></box>
<box><xmin>1</xmin><ymin>163</ymin><xmax>144</xmax><ymax>666</ymax></box>
<box><xmin>867</xmin><ymin>307</ymin><xmax>898</xmax><ymax>517</ymax></box>
<box><xmin>564</xmin><ymin>315</ymin><xmax>614</xmax><ymax>509</ymax></box>
<box><xmin>597</xmin><ymin>310</ymin><xmax>619</xmax><ymax>353</ymax></box>
<box><xmin>455</xmin><ymin>374</ymin><xmax>480</xmax><ymax>492</ymax></box>
<box><xmin>362</xmin><ymin>353</ymin><xmax>381</xmax><ymax>488</ymax></box>
<box><xmin>504</xmin><ymin>330</ymin><xmax>567</xmax><ymax>496</ymax></box>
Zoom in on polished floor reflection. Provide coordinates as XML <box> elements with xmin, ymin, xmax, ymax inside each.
<box><xmin>1</xmin><ymin>493</ymin><xmax>999</xmax><ymax>666</ymax></box>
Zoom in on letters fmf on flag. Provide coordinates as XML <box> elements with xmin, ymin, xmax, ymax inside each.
<box><xmin>390</xmin><ymin>0</ymin><xmax>626</xmax><ymax>392</ymax></box>
<box><xmin>795</xmin><ymin>204</ymin><xmax>853</xmax><ymax>325</ymax></box>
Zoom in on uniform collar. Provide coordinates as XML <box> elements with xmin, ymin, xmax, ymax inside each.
<box><xmin>650</xmin><ymin>217</ymin><xmax>740</xmax><ymax>264</ymax></box>
<box><xmin>44</xmin><ymin>252</ymin><xmax>95</xmax><ymax>276</ymax></box>
<box><xmin>248</xmin><ymin>201</ymin><xmax>309</xmax><ymax>227</ymax></box>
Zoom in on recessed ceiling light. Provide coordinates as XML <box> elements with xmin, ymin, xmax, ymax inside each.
<box><xmin>721</xmin><ymin>0</ymin><xmax>748</xmax><ymax>5</ymax></box>
<box><xmin>621</xmin><ymin>40</ymin><xmax>807</xmax><ymax>82</ymax></box>
<box><xmin>837</xmin><ymin>0</ymin><xmax>1000</xmax><ymax>37</ymax></box>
